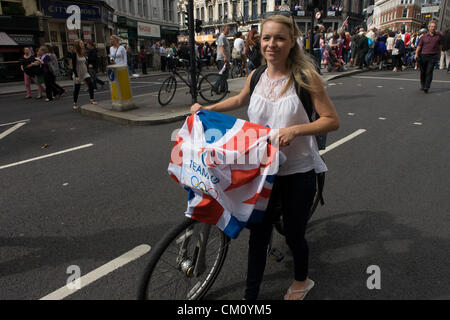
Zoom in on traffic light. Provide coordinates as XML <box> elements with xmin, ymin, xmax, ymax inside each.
<box><xmin>306</xmin><ymin>0</ymin><xmax>320</xmax><ymax>13</ymax></box>
<box><xmin>195</xmin><ymin>19</ymin><xmax>202</xmax><ymax>33</ymax></box>
<box><xmin>183</xmin><ymin>11</ymin><xmax>189</xmax><ymax>27</ymax></box>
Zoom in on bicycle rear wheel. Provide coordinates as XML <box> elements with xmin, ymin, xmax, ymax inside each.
<box><xmin>158</xmin><ymin>76</ymin><xmax>177</xmax><ymax>106</ymax></box>
<box><xmin>139</xmin><ymin>218</ymin><xmax>230</xmax><ymax>300</ymax></box>
<box><xmin>231</xmin><ymin>63</ymin><xmax>240</xmax><ymax>79</ymax></box>
<box><xmin>198</xmin><ymin>73</ymin><xmax>228</xmax><ymax>103</ymax></box>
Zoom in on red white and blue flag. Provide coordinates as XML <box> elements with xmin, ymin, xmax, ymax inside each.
<box><xmin>168</xmin><ymin>110</ymin><xmax>285</xmax><ymax>239</ymax></box>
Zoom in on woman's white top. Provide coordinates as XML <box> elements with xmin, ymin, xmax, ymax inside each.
<box><xmin>109</xmin><ymin>46</ymin><xmax>127</xmax><ymax>66</ymax></box>
<box><xmin>386</xmin><ymin>37</ymin><xmax>395</xmax><ymax>51</ymax></box>
<box><xmin>247</xmin><ymin>69</ymin><xmax>327</xmax><ymax>176</ymax></box>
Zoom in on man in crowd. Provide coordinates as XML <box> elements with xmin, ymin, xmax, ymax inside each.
<box><xmin>415</xmin><ymin>21</ymin><xmax>442</xmax><ymax>93</ymax></box>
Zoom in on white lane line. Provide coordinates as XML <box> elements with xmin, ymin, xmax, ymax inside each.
<box><xmin>320</xmin><ymin>129</ymin><xmax>367</xmax><ymax>155</ymax></box>
<box><xmin>0</xmin><ymin>122</ymin><xmax>27</xmax><ymax>140</ymax></box>
<box><xmin>352</xmin><ymin>76</ymin><xmax>450</xmax><ymax>83</ymax></box>
<box><xmin>0</xmin><ymin>143</ymin><xmax>94</xmax><ymax>170</ymax></box>
<box><xmin>0</xmin><ymin>119</ymin><xmax>30</xmax><ymax>127</ymax></box>
<box><xmin>40</xmin><ymin>244</ymin><xmax>151</xmax><ymax>300</ymax></box>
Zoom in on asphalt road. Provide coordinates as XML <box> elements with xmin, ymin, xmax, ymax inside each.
<box><xmin>0</xmin><ymin>70</ymin><xmax>449</xmax><ymax>300</ymax></box>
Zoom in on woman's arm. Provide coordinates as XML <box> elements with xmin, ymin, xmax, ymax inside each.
<box><xmin>72</xmin><ymin>54</ymin><xmax>79</xmax><ymax>78</ymax></box>
<box><xmin>190</xmin><ymin>69</ymin><xmax>256</xmax><ymax>114</ymax></box>
<box><xmin>278</xmin><ymin>73</ymin><xmax>339</xmax><ymax>147</ymax></box>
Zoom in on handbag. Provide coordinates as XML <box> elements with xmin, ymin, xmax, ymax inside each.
<box><xmin>392</xmin><ymin>48</ymin><xmax>399</xmax><ymax>56</ymax></box>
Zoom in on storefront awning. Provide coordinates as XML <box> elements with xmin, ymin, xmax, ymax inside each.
<box><xmin>0</xmin><ymin>32</ymin><xmax>19</xmax><ymax>46</ymax></box>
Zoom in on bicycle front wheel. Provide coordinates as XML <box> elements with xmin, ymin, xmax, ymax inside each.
<box><xmin>198</xmin><ymin>73</ymin><xmax>228</xmax><ymax>103</ymax></box>
<box><xmin>158</xmin><ymin>76</ymin><xmax>177</xmax><ymax>106</ymax></box>
<box><xmin>139</xmin><ymin>218</ymin><xmax>230</xmax><ymax>300</ymax></box>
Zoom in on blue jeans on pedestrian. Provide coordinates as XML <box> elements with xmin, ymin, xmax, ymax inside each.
<box><xmin>214</xmin><ymin>60</ymin><xmax>229</xmax><ymax>92</ymax></box>
<box><xmin>247</xmin><ymin>60</ymin><xmax>257</xmax><ymax>74</ymax></box>
<box><xmin>313</xmin><ymin>48</ymin><xmax>322</xmax><ymax>74</ymax></box>
<box><xmin>365</xmin><ymin>48</ymin><xmax>374</xmax><ymax>66</ymax></box>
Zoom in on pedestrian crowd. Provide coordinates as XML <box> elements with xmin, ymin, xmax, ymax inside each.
<box><xmin>19</xmin><ymin>39</ymin><xmax>106</xmax><ymax>109</ymax></box>
<box><xmin>303</xmin><ymin>23</ymin><xmax>449</xmax><ymax>76</ymax></box>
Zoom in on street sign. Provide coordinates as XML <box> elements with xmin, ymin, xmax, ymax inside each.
<box><xmin>421</xmin><ymin>5</ymin><xmax>439</xmax><ymax>14</ymax></box>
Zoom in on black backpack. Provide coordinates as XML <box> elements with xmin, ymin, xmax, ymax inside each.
<box><xmin>249</xmin><ymin>64</ymin><xmax>327</xmax><ymax>150</ymax></box>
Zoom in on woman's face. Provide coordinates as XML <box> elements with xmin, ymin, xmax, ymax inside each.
<box><xmin>261</xmin><ymin>21</ymin><xmax>294</xmax><ymax>64</ymax></box>
<box><xmin>24</xmin><ymin>47</ymin><xmax>30</xmax><ymax>55</ymax></box>
<box><xmin>110</xmin><ymin>37</ymin><xmax>117</xmax><ymax>45</ymax></box>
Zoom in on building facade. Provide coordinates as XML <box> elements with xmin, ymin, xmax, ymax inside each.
<box><xmin>178</xmin><ymin>0</ymin><xmax>366</xmax><ymax>42</ymax></box>
<box><xmin>106</xmin><ymin>0</ymin><xmax>179</xmax><ymax>52</ymax></box>
<box><xmin>373</xmin><ymin>0</ymin><xmax>427</xmax><ymax>31</ymax></box>
<box><xmin>0</xmin><ymin>0</ymin><xmax>45</xmax><ymax>82</ymax></box>
<box><xmin>37</xmin><ymin>0</ymin><xmax>115</xmax><ymax>58</ymax></box>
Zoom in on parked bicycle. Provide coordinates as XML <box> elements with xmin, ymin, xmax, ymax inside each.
<box><xmin>158</xmin><ymin>58</ymin><xmax>228</xmax><ymax>106</ymax></box>
<box><xmin>138</xmin><ymin>169</ymin><xmax>325</xmax><ymax>300</ymax></box>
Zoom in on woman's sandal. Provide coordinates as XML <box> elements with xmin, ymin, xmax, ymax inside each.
<box><xmin>284</xmin><ymin>279</ymin><xmax>315</xmax><ymax>301</ymax></box>
<box><xmin>90</xmin><ymin>99</ymin><xmax>98</xmax><ymax>105</ymax></box>
<box><xmin>73</xmin><ymin>103</ymin><xmax>78</xmax><ymax>111</ymax></box>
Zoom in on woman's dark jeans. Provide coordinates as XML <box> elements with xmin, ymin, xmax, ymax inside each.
<box><xmin>244</xmin><ymin>170</ymin><xmax>317</xmax><ymax>300</ymax></box>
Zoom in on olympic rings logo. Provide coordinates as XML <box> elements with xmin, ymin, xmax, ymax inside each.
<box><xmin>191</xmin><ymin>176</ymin><xmax>219</xmax><ymax>200</ymax></box>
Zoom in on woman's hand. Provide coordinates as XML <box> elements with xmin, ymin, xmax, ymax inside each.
<box><xmin>278</xmin><ymin>127</ymin><xmax>297</xmax><ymax>147</ymax></box>
<box><xmin>190</xmin><ymin>103</ymin><xmax>203</xmax><ymax>114</ymax></box>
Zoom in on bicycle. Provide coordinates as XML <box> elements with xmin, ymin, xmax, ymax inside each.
<box><xmin>230</xmin><ymin>58</ymin><xmax>246</xmax><ymax>79</ymax></box>
<box><xmin>138</xmin><ymin>170</ymin><xmax>325</xmax><ymax>300</ymax></box>
<box><xmin>158</xmin><ymin>58</ymin><xmax>228</xmax><ymax>106</ymax></box>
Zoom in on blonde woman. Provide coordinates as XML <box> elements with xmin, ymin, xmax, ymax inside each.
<box><xmin>72</xmin><ymin>39</ymin><xmax>97</xmax><ymax>110</ymax></box>
<box><xmin>109</xmin><ymin>35</ymin><xmax>127</xmax><ymax>66</ymax></box>
<box><xmin>191</xmin><ymin>14</ymin><xmax>339</xmax><ymax>300</ymax></box>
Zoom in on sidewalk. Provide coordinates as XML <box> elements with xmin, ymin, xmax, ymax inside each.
<box><xmin>0</xmin><ymin>69</ymin><xmax>168</xmax><ymax>96</ymax></box>
<box><xmin>80</xmin><ymin>66</ymin><xmax>366</xmax><ymax>126</ymax></box>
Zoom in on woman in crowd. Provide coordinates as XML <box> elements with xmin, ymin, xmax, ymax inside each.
<box><xmin>20</xmin><ymin>47</ymin><xmax>45</xmax><ymax>99</ymax></box>
<box><xmin>244</xmin><ymin>28</ymin><xmax>262</xmax><ymax>74</ymax></box>
<box><xmin>72</xmin><ymin>39</ymin><xmax>98</xmax><ymax>110</ymax></box>
<box><xmin>392</xmin><ymin>34</ymin><xmax>405</xmax><ymax>72</ymax></box>
<box><xmin>40</xmin><ymin>46</ymin><xmax>64</xmax><ymax>102</ymax></box>
<box><xmin>109</xmin><ymin>35</ymin><xmax>127</xmax><ymax>66</ymax></box>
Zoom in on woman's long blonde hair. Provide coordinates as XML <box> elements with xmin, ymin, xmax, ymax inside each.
<box><xmin>261</xmin><ymin>15</ymin><xmax>320</xmax><ymax>95</ymax></box>
<box><xmin>74</xmin><ymin>39</ymin><xmax>84</xmax><ymax>57</ymax></box>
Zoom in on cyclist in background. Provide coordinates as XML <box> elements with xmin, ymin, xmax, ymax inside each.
<box><xmin>191</xmin><ymin>14</ymin><xmax>339</xmax><ymax>300</ymax></box>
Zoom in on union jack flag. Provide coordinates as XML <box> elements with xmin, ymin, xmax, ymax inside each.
<box><xmin>168</xmin><ymin>110</ymin><xmax>285</xmax><ymax>239</ymax></box>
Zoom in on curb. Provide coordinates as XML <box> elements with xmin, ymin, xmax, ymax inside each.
<box><xmin>80</xmin><ymin>69</ymin><xmax>365</xmax><ymax>126</ymax></box>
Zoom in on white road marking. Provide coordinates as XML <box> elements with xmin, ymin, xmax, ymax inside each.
<box><xmin>379</xmin><ymin>117</ymin><xmax>386</xmax><ymax>120</ymax></box>
<box><xmin>320</xmin><ymin>129</ymin><xmax>367</xmax><ymax>155</ymax></box>
<box><xmin>348</xmin><ymin>113</ymin><xmax>355</xmax><ymax>116</ymax></box>
<box><xmin>352</xmin><ymin>76</ymin><xmax>450</xmax><ymax>83</ymax></box>
<box><xmin>0</xmin><ymin>119</ymin><xmax>30</xmax><ymax>127</ymax></box>
<box><xmin>40</xmin><ymin>244</ymin><xmax>151</xmax><ymax>300</ymax></box>
<box><xmin>0</xmin><ymin>122</ymin><xmax>27</xmax><ymax>140</ymax></box>
<box><xmin>413</xmin><ymin>122</ymin><xmax>423</xmax><ymax>126</ymax></box>
<box><xmin>129</xmin><ymin>81</ymin><xmax>162</xmax><ymax>85</ymax></box>
<box><xmin>0</xmin><ymin>143</ymin><xmax>94</xmax><ymax>170</ymax></box>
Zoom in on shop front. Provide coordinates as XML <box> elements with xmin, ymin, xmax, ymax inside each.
<box><xmin>39</xmin><ymin>0</ymin><xmax>114</xmax><ymax>58</ymax></box>
<box><xmin>137</xmin><ymin>22</ymin><xmax>161</xmax><ymax>50</ymax></box>
<box><xmin>160</xmin><ymin>26</ymin><xmax>179</xmax><ymax>45</ymax></box>
<box><xmin>0</xmin><ymin>15</ymin><xmax>42</xmax><ymax>82</ymax></box>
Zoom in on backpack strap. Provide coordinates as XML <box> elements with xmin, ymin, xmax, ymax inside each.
<box><xmin>250</xmin><ymin>64</ymin><xmax>267</xmax><ymax>95</ymax></box>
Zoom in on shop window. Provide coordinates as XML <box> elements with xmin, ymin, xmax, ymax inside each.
<box><xmin>50</xmin><ymin>30</ymin><xmax>58</xmax><ymax>43</ymax></box>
